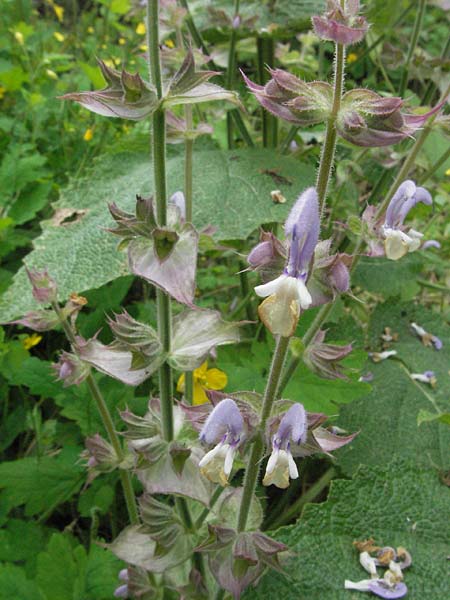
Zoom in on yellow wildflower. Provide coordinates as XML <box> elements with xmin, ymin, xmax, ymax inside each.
<box><xmin>53</xmin><ymin>31</ymin><xmax>65</xmax><ymax>42</ymax></box>
<box><xmin>83</xmin><ymin>128</ymin><xmax>94</xmax><ymax>142</ymax></box>
<box><xmin>119</xmin><ymin>37</ymin><xmax>126</xmax><ymax>45</ymax></box>
<box><xmin>445</xmin><ymin>168</ymin><xmax>450</xmax><ymax>176</ymax></box>
<box><xmin>23</xmin><ymin>333</ymin><xmax>42</xmax><ymax>350</ymax></box>
<box><xmin>347</xmin><ymin>52</ymin><xmax>358</xmax><ymax>64</ymax></box>
<box><xmin>53</xmin><ymin>3</ymin><xmax>64</xmax><ymax>22</ymax></box>
<box><xmin>14</xmin><ymin>31</ymin><xmax>24</xmax><ymax>45</ymax></box>
<box><xmin>139</xmin><ymin>44</ymin><xmax>148</xmax><ymax>52</ymax></box>
<box><xmin>136</xmin><ymin>22</ymin><xmax>146</xmax><ymax>35</ymax></box>
<box><xmin>87</xmin><ymin>26</ymin><xmax>94</xmax><ymax>34</ymax></box>
<box><xmin>165</xmin><ymin>38</ymin><xmax>175</xmax><ymax>49</ymax></box>
<box><xmin>177</xmin><ymin>361</ymin><xmax>227</xmax><ymax>405</ymax></box>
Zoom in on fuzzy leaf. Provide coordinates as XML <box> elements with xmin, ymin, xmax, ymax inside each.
<box><xmin>170</xmin><ymin>309</ymin><xmax>240</xmax><ymax>371</ymax></box>
<box><xmin>0</xmin><ymin>148</ymin><xmax>314</xmax><ymax>322</ymax></box>
<box><xmin>336</xmin><ymin>301</ymin><xmax>450</xmax><ymax>476</ymax></box>
<box><xmin>108</xmin><ymin>525</ymin><xmax>194</xmax><ymax>573</ymax></box>
<box><xmin>128</xmin><ymin>224</ymin><xmax>198</xmax><ymax>306</ymax></box>
<box><xmin>245</xmin><ymin>460</ymin><xmax>450</xmax><ymax>600</ymax></box>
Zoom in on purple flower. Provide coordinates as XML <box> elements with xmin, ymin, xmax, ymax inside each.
<box><xmin>169</xmin><ymin>191</ymin><xmax>186</xmax><ymax>221</ymax></box>
<box><xmin>345</xmin><ymin>580</ymin><xmax>407</xmax><ymax>598</ymax></box>
<box><xmin>255</xmin><ymin>188</ymin><xmax>320</xmax><ymax>337</ymax></box>
<box><xmin>381</xmin><ymin>181</ymin><xmax>432</xmax><ymax>260</ymax></box>
<box><xmin>421</xmin><ymin>240</ymin><xmax>440</xmax><ymax>250</ymax></box>
<box><xmin>114</xmin><ymin>584</ymin><xmax>129</xmax><ymax>598</ymax></box>
<box><xmin>263</xmin><ymin>403</ymin><xmax>307</xmax><ymax>489</ymax></box>
<box><xmin>198</xmin><ymin>398</ymin><xmax>244</xmax><ymax>485</ymax></box>
<box><xmin>410</xmin><ymin>370</ymin><xmax>437</xmax><ymax>387</ymax></box>
<box><xmin>411</xmin><ymin>322</ymin><xmax>443</xmax><ymax>350</ymax></box>
<box><xmin>52</xmin><ymin>351</ymin><xmax>90</xmax><ymax>387</ymax></box>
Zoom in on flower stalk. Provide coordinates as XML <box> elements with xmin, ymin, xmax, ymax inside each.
<box><xmin>51</xmin><ymin>302</ymin><xmax>139</xmax><ymax>525</ymax></box>
<box><xmin>237</xmin><ymin>335</ymin><xmax>290</xmax><ymax>532</ymax></box>
<box><xmin>316</xmin><ymin>37</ymin><xmax>346</xmax><ymax>215</ymax></box>
<box><xmin>147</xmin><ymin>0</ymin><xmax>174</xmax><ymax>439</ymax></box>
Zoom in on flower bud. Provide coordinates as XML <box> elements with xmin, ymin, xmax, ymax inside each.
<box><xmin>303</xmin><ymin>330</ymin><xmax>352</xmax><ymax>380</ymax></box>
<box><xmin>242</xmin><ymin>69</ymin><xmax>332</xmax><ymax>127</ymax></box>
<box><xmin>9</xmin><ymin>310</ymin><xmax>60</xmax><ymax>332</ymax></box>
<box><xmin>26</xmin><ymin>267</ymin><xmax>58</xmax><ymax>304</ymax></box>
<box><xmin>83</xmin><ymin>433</ymin><xmax>119</xmax><ymax>472</ymax></box>
<box><xmin>312</xmin><ymin>0</ymin><xmax>368</xmax><ymax>46</ymax></box>
<box><xmin>52</xmin><ymin>351</ymin><xmax>90</xmax><ymax>387</ymax></box>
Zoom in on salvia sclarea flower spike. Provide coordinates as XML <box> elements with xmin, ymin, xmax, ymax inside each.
<box><xmin>312</xmin><ymin>0</ymin><xmax>369</xmax><ymax>46</ymax></box>
<box><xmin>255</xmin><ymin>187</ymin><xmax>320</xmax><ymax>337</ymax></box>
<box><xmin>263</xmin><ymin>403</ymin><xmax>307</xmax><ymax>489</ymax></box>
<box><xmin>382</xmin><ymin>180</ymin><xmax>432</xmax><ymax>260</ymax></box>
<box><xmin>198</xmin><ymin>398</ymin><xmax>244</xmax><ymax>485</ymax></box>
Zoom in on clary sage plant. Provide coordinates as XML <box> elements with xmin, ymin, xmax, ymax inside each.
<box><xmin>9</xmin><ymin>1</ymin><xmax>448</xmax><ymax>599</ymax></box>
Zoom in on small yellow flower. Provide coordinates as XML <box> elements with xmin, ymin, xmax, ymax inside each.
<box><xmin>136</xmin><ymin>22</ymin><xmax>146</xmax><ymax>35</ymax></box>
<box><xmin>139</xmin><ymin>44</ymin><xmax>148</xmax><ymax>52</ymax></box>
<box><xmin>14</xmin><ymin>31</ymin><xmax>24</xmax><ymax>45</ymax></box>
<box><xmin>53</xmin><ymin>31</ymin><xmax>65</xmax><ymax>42</ymax></box>
<box><xmin>23</xmin><ymin>333</ymin><xmax>42</xmax><ymax>350</ymax></box>
<box><xmin>53</xmin><ymin>3</ymin><xmax>64</xmax><ymax>22</ymax></box>
<box><xmin>347</xmin><ymin>52</ymin><xmax>358</xmax><ymax>64</ymax></box>
<box><xmin>87</xmin><ymin>26</ymin><xmax>94</xmax><ymax>34</ymax></box>
<box><xmin>83</xmin><ymin>128</ymin><xmax>94</xmax><ymax>142</ymax></box>
<box><xmin>119</xmin><ymin>37</ymin><xmax>126</xmax><ymax>45</ymax></box>
<box><xmin>177</xmin><ymin>361</ymin><xmax>227</xmax><ymax>405</ymax></box>
<box><xmin>445</xmin><ymin>168</ymin><xmax>450</xmax><ymax>176</ymax></box>
<box><xmin>165</xmin><ymin>38</ymin><xmax>175</xmax><ymax>49</ymax></box>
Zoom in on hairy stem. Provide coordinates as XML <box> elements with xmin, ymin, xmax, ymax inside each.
<box><xmin>147</xmin><ymin>0</ymin><xmax>174</xmax><ymax>441</ymax></box>
<box><xmin>237</xmin><ymin>335</ymin><xmax>290</xmax><ymax>532</ymax></box>
<box><xmin>51</xmin><ymin>302</ymin><xmax>139</xmax><ymax>525</ymax></box>
<box><xmin>399</xmin><ymin>0</ymin><xmax>427</xmax><ymax>96</ymax></box>
<box><xmin>316</xmin><ymin>40</ymin><xmax>346</xmax><ymax>216</ymax></box>
<box><xmin>226</xmin><ymin>0</ymin><xmax>240</xmax><ymax>148</ymax></box>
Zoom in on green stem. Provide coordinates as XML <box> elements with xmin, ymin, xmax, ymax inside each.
<box><xmin>184</xmin><ymin>371</ymin><xmax>194</xmax><ymax>405</ymax></box>
<box><xmin>257</xmin><ymin>36</ymin><xmax>277</xmax><ymax>148</ymax></box>
<box><xmin>51</xmin><ymin>302</ymin><xmax>139</xmax><ymax>525</ymax></box>
<box><xmin>399</xmin><ymin>0</ymin><xmax>427</xmax><ymax>97</ymax></box>
<box><xmin>178</xmin><ymin>0</ymin><xmax>253</xmax><ymax>148</ymax></box>
<box><xmin>268</xmin><ymin>467</ymin><xmax>336</xmax><ymax>530</ymax></box>
<box><xmin>226</xmin><ymin>0</ymin><xmax>240</xmax><ymax>148</ymax></box>
<box><xmin>353</xmin><ymin>3</ymin><xmax>413</xmax><ymax>67</ymax></box>
<box><xmin>237</xmin><ymin>336</ymin><xmax>290</xmax><ymax>532</ymax></box>
<box><xmin>194</xmin><ymin>485</ymin><xmax>225</xmax><ymax>529</ymax></box>
<box><xmin>279</xmin><ymin>303</ymin><xmax>334</xmax><ymax>394</ymax></box>
<box><xmin>421</xmin><ymin>36</ymin><xmax>450</xmax><ymax>105</ymax></box>
<box><xmin>280</xmin><ymin>125</ymin><xmax>298</xmax><ymax>154</ymax></box>
<box><xmin>419</xmin><ymin>145</ymin><xmax>450</xmax><ymax>185</ymax></box>
<box><xmin>316</xmin><ymin>40</ymin><xmax>345</xmax><ymax>216</ymax></box>
<box><xmin>148</xmin><ymin>1</ymin><xmax>174</xmax><ymax>442</ymax></box>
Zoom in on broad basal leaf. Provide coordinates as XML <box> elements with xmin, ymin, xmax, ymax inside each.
<box><xmin>246</xmin><ymin>460</ymin><xmax>450</xmax><ymax>600</ymax></box>
<box><xmin>0</xmin><ymin>149</ymin><xmax>314</xmax><ymax>322</ymax></box>
<box><xmin>336</xmin><ymin>301</ymin><xmax>450</xmax><ymax>476</ymax></box>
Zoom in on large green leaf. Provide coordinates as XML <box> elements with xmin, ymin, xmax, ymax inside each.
<box><xmin>336</xmin><ymin>302</ymin><xmax>450</xmax><ymax>475</ymax></box>
<box><xmin>0</xmin><ymin>447</ymin><xmax>84</xmax><ymax>516</ymax></box>
<box><xmin>0</xmin><ymin>149</ymin><xmax>314</xmax><ymax>322</ymax></box>
<box><xmin>246</xmin><ymin>460</ymin><xmax>450</xmax><ymax>600</ymax></box>
<box><xmin>352</xmin><ymin>254</ymin><xmax>424</xmax><ymax>299</ymax></box>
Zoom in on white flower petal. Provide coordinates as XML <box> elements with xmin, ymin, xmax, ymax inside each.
<box><xmin>198</xmin><ymin>442</ymin><xmax>225</xmax><ymax>467</ymax></box>
<box><xmin>224</xmin><ymin>445</ymin><xmax>236</xmax><ymax>477</ymax></box>
<box><xmin>265</xmin><ymin>448</ymin><xmax>280</xmax><ymax>476</ymax></box>
<box><xmin>287</xmin><ymin>451</ymin><xmax>299</xmax><ymax>479</ymax></box>
<box><xmin>255</xmin><ymin>274</ymin><xmax>288</xmax><ymax>298</ymax></box>
<box><xmin>295</xmin><ymin>278</ymin><xmax>312</xmax><ymax>309</ymax></box>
